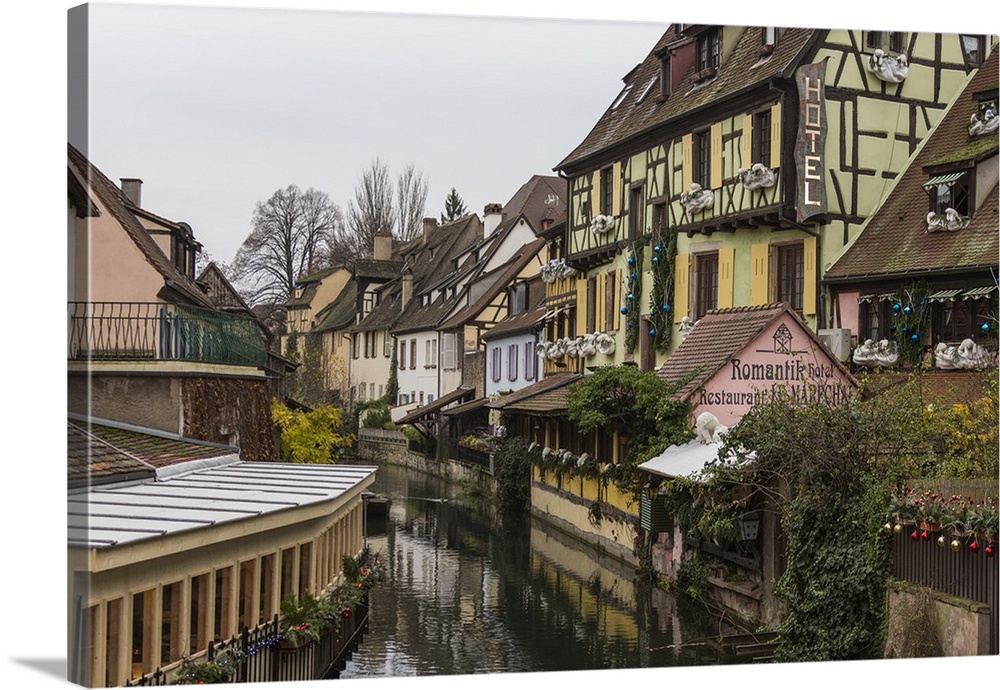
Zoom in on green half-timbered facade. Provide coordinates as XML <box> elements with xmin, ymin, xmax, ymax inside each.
<box><xmin>552</xmin><ymin>24</ymin><xmax>995</xmax><ymax>371</ymax></box>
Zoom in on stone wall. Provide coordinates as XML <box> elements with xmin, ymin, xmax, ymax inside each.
<box><xmin>358</xmin><ymin>431</ymin><xmax>496</xmax><ymax>492</ymax></box>
<box><xmin>885</xmin><ymin>581</ymin><xmax>993</xmax><ymax>658</ymax></box>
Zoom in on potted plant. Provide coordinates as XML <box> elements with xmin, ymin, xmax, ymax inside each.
<box><xmin>280</xmin><ymin>593</ymin><xmax>323</xmax><ymax>649</ymax></box>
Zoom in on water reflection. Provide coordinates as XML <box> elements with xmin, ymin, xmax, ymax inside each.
<box><xmin>341</xmin><ymin>464</ymin><xmax>735</xmax><ymax>678</ymax></box>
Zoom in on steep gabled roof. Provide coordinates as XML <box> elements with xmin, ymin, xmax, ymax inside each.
<box><xmin>197</xmin><ymin>262</ymin><xmax>254</xmax><ymax>313</ymax></box>
<box><xmin>825</xmin><ymin>50</ymin><xmax>1000</xmax><ymax>281</ymax></box>
<box><xmin>438</xmin><ymin>238</ymin><xmax>546</xmax><ymax>331</ymax></box>
<box><xmin>347</xmin><ymin>285</ymin><xmax>400</xmax><ymax>333</ymax></box>
<box><xmin>500</xmin><ymin>174</ymin><xmax>566</xmax><ymax>230</ymax></box>
<box><xmin>313</xmin><ymin>281</ymin><xmax>359</xmax><ymax>333</ymax></box>
<box><xmin>67</xmin><ymin>143</ymin><xmax>214</xmax><ymax>308</ymax></box>
<box><xmin>556</xmin><ymin>26</ymin><xmax>818</xmax><ymax>172</ymax></box>
<box><xmin>657</xmin><ymin>304</ymin><xmax>856</xmax><ymax>401</ymax></box>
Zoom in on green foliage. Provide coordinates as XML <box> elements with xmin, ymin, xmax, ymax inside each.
<box><xmin>280</xmin><ymin>593</ymin><xmax>323</xmax><ymax>647</ymax></box>
<box><xmin>174</xmin><ymin>649</ymin><xmax>241</xmax><ymax>684</ymax></box>
<box><xmin>621</xmin><ymin>234</ymin><xmax>650</xmax><ymax>354</ymax></box>
<box><xmin>357</xmin><ymin>399</ymin><xmax>392</xmax><ymax>429</ymax></box>
<box><xmin>272</xmin><ymin>398</ymin><xmax>354</xmax><ymax>463</ymax></box>
<box><xmin>384</xmin><ymin>346</ymin><xmax>399</xmax><ymax>404</ymax></box>
<box><xmin>674</xmin><ymin>553</ymin><xmax>717</xmax><ymax>601</ymax></box>
<box><xmin>647</xmin><ymin>224</ymin><xmax>677</xmax><ymax>354</ymax></box>
<box><xmin>889</xmin><ymin>282</ymin><xmax>931</xmax><ymax>368</ymax></box>
<box><xmin>493</xmin><ymin>435</ymin><xmax>532</xmax><ymax>513</ymax></box>
<box><xmin>440</xmin><ymin>187</ymin><xmax>468</xmax><ymax>223</ymax></box>
<box><xmin>566</xmin><ymin>365</ymin><xmax>693</xmax><ymax>496</ymax></box>
<box><xmin>342</xmin><ymin>554</ymin><xmax>361</xmax><ymax>582</ymax></box>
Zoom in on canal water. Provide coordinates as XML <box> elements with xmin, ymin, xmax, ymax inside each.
<box><xmin>340</xmin><ymin>464</ymin><xmax>739</xmax><ymax>679</ymax></box>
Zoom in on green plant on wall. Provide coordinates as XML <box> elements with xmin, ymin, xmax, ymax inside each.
<box><xmin>648</xmin><ymin>224</ymin><xmax>677</xmax><ymax>354</ymax></box>
<box><xmin>621</xmin><ymin>233</ymin><xmax>651</xmax><ymax>354</ymax></box>
<box><xmin>890</xmin><ymin>282</ymin><xmax>930</xmax><ymax>367</ymax></box>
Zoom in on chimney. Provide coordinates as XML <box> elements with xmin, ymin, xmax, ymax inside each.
<box><xmin>421</xmin><ymin>217</ymin><xmax>438</xmax><ymax>245</ymax></box>
<box><xmin>120</xmin><ymin>178</ymin><xmax>143</xmax><ymax>207</ymax></box>
<box><xmin>373</xmin><ymin>230</ymin><xmax>393</xmax><ymax>260</ymax></box>
<box><xmin>401</xmin><ymin>266</ymin><xmax>413</xmax><ymax>310</ymax></box>
<box><xmin>483</xmin><ymin>203</ymin><xmax>503</xmax><ymax>238</ymax></box>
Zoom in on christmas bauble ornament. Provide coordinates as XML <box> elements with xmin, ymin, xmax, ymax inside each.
<box><xmin>893</xmin><ymin>523</ymin><xmax>903</xmax><ymax>534</ymax></box>
<box><xmin>621</xmin><ymin>307</ymin><xmax>628</xmax><ymax>315</ymax></box>
<box><xmin>951</xmin><ymin>539</ymin><xmax>961</xmax><ymax>552</ymax></box>
<box><xmin>937</xmin><ymin>535</ymin><xmax>946</xmax><ymax>547</ymax></box>
<box><xmin>970</xmin><ymin>542</ymin><xmax>980</xmax><ymax>554</ymax></box>
<box><xmin>986</xmin><ymin>545</ymin><xmax>995</xmax><ymax>557</ymax></box>
<box><xmin>911</xmin><ymin>334</ymin><xmax>919</xmax><ymax>342</ymax></box>
<box><xmin>910</xmin><ymin>530</ymin><xmax>920</xmax><ymax>542</ymax></box>
<box><xmin>628</xmin><ymin>257</ymin><xmax>635</xmax><ymax>265</ymax></box>
<box><xmin>883</xmin><ymin>523</ymin><xmax>892</xmax><ymax>533</ymax></box>
<box><xmin>893</xmin><ymin>303</ymin><xmax>901</xmax><ymax>312</ymax></box>
<box><xmin>652</xmin><ymin>256</ymin><xmax>659</xmax><ymax>264</ymax></box>
<box><xmin>662</xmin><ymin>304</ymin><xmax>670</xmax><ymax>312</ymax></box>
<box><xmin>903</xmin><ymin>306</ymin><xmax>912</xmax><ymax>315</ymax></box>
<box><xmin>921</xmin><ymin>531</ymin><xmax>930</xmax><ymax>541</ymax></box>
<box><xmin>654</xmin><ymin>245</ymin><xmax>661</xmax><ymax>253</ymax></box>
<box><xmin>628</xmin><ymin>294</ymin><xmax>635</xmax><ymax>301</ymax></box>
<box><xmin>982</xmin><ymin>323</ymin><xmax>991</xmax><ymax>334</ymax></box>
<box><xmin>630</xmin><ymin>273</ymin><xmax>637</xmax><ymax>280</ymax></box>
<box><xmin>649</xmin><ymin>329</ymin><xmax>656</xmax><ymax>337</ymax></box>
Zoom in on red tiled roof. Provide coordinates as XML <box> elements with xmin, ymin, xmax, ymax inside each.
<box><xmin>825</xmin><ymin>50</ymin><xmax>999</xmax><ymax>280</ymax></box>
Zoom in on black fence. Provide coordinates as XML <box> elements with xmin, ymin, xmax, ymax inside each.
<box><xmin>439</xmin><ymin>437</ymin><xmax>492</xmax><ymax>472</ymax></box>
<box><xmin>128</xmin><ymin>596</ymin><xmax>369</xmax><ymax>686</ymax></box>
<box><xmin>891</xmin><ymin>529</ymin><xmax>997</xmax><ymax>655</ymax></box>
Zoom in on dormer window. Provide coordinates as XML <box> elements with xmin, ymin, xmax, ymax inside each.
<box><xmin>659</xmin><ymin>52</ymin><xmax>673</xmax><ymax>98</ymax></box>
<box><xmin>925</xmin><ymin>171</ymin><xmax>970</xmax><ymax>216</ymax></box>
<box><xmin>696</xmin><ymin>28</ymin><xmax>721</xmax><ymax>78</ymax></box>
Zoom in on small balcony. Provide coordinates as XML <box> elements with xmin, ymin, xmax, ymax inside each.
<box><xmin>68</xmin><ymin>302</ymin><xmax>267</xmax><ymax>368</ymax></box>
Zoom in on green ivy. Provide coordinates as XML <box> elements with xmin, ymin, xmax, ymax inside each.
<box><xmin>648</xmin><ymin>225</ymin><xmax>677</xmax><ymax>354</ymax></box>
<box><xmin>493</xmin><ymin>435</ymin><xmax>533</xmax><ymax>513</ymax></box>
<box><xmin>890</xmin><ymin>282</ymin><xmax>930</xmax><ymax>368</ymax></box>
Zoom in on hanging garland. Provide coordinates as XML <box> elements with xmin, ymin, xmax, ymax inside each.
<box><xmin>891</xmin><ymin>282</ymin><xmax>930</xmax><ymax>368</ymax></box>
<box><xmin>648</xmin><ymin>225</ymin><xmax>677</xmax><ymax>354</ymax></box>
<box><xmin>621</xmin><ymin>234</ymin><xmax>650</xmax><ymax>354</ymax></box>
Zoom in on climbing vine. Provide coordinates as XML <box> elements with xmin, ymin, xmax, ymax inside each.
<box><xmin>621</xmin><ymin>234</ymin><xmax>650</xmax><ymax>354</ymax></box>
<box><xmin>890</xmin><ymin>282</ymin><xmax>931</xmax><ymax>368</ymax></box>
<box><xmin>648</xmin><ymin>224</ymin><xmax>677</xmax><ymax>354</ymax></box>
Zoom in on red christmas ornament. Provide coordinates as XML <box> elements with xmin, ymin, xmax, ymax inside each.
<box><xmin>910</xmin><ymin>530</ymin><xmax>920</xmax><ymax>542</ymax></box>
<box><xmin>970</xmin><ymin>542</ymin><xmax>980</xmax><ymax>554</ymax></box>
<box><xmin>921</xmin><ymin>531</ymin><xmax>930</xmax><ymax>541</ymax></box>
<box><xmin>986</xmin><ymin>545</ymin><xmax>995</xmax><ymax>558</ymax></box>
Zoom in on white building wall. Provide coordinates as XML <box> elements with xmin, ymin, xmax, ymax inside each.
<box><xmin>484</xmin><ymin>332</ymin><xmax>541</xmax><ymax>398</ymax></box>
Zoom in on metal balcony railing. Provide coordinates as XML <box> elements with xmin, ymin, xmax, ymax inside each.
<box><xmin>68</xmin><ymin>302</ymin><xmax>267</xmax><ymax>368</ymax></box>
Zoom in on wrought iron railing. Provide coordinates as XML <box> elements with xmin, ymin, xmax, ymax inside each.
<box><xmin>68</xmin><ymin>302</ymin><xmax>267</xmax><ymax>368</ymax></box>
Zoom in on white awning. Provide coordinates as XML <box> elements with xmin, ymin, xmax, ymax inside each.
<box><xmin>926</xmin><ymin>288</ymin><xmax>963</xmax><ymax>303</ymax></box>
<box><xmin>922</xmin><ymin>171</ymin><xmax>966</xmax><ymax>189</ymax></box>
<box><xmin>637</xmin><ymin>439</ymin><xmax>723</xmax><ymax>481</ymax></box>
<box><xmin>963</xmin><ymin>285</ymin><xmax>997</xmax><ymax>300</ymax></box>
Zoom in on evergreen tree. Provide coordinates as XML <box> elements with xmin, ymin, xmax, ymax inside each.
<box><xmin>440</xmin><ymin>187</ymin><xmax>468</xmax><ymax>223</ymax></box>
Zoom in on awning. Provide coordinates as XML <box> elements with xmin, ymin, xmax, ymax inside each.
<box><xmin>963</xmin><ymin>285</ymin><xmax>997</xmax><ymax>300</ymax></box>
<box><xmin>922</xmin><ymin>171</ymin><xmax>966</xmax><ymax>189</ymax></box>
<box><xmin>926</xmin><ymin>288</ymin><xmax>963</xmax><ymax>302</ymax></box>
<box><xmin>637</xmin><ymin>439</ymin><xmax>723</xmax><ymax>481</ymax></box>
<box><xmin>877</xmin><ymin>292</ymin><xmax>897</xmax><ymax>302</ymax></box>
<box><xmin>857</xmin><ymin>294</ymin><xmax>875</xmax><ymax>303</ymax></box>
<box><xmin>396</xmin><ymin>386</ymin><xmax>476</xmax><ymax>426</ymax></box>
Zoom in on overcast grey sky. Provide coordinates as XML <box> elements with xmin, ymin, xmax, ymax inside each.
<box><xmin>76</xmin><ymin>4</ymin><xmax>669</xmax><ymax>264</ymax></box>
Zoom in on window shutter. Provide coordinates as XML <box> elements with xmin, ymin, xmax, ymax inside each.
<box><xmin>596</xmin><ymin>272</ymin><xmax>606</xmax><ymax>333</ymax></box>
<box><xmin>612</xmin><ymin>162</ymin><xmax>622</xmax><ymax>216</ymax></box>
<box><xmin>682</xmin><ymin>134</ymin><xmax>693</xmax><ymax>190</ymax></box>
<box><xmin>509</xmin><ymin>344</ymin><xmax>518</xmax><ymax>381</ymax></box>
<box><xmin>710</xmin><ymin>122</ymin><xmax>723</xmax><ymax>189</ymax></box>
<box><xmin>803</xmin><ymin>236</ymin><xmax>817</xmax><ymax>315</ymax></box>
<box><xmin>718</xmin><ymin>247</ymin><xmax>735</xmax><ymax>309</ymax></box>
<box><xmin>399</xmin><ymin>339</ymin><xmax>406</xmax><ymax>369</ymax></box>
<box><xmin>674</xmin><ymin>253</ymin><xmax>689</xmax><ymax>323</ymax></box>
<box><xmin>586</xmin><ymin>276</ymin><xmax>597</xmax><ymax>332</ymax></box>
<box><xmin>769</xmin><ymin>103</ymin><xmax>782</xmax><ymax>170</ymax></box>
<box><xmin>576</xmin><ymin>278</ymin><xmax>587</xmax><ymax>337</ymax></box>
<box><xmin>410</xmin><ymin>339</ymin><xmax>416</xmax><ymax>369</ymax></box>
<box><xmin>443</xmin><ymin>333</ymin><xmax>456</xmax><ymax>369</ymax></box>
<box><xmin>613</xmin><ymin>269</ymin><xmax>621</xmax><ymax>330</ymax></box>
<box><xmin>741</xmin><ymin>114</ymin><xmax>753</xmax><ymax>167</ymax></box>
<box><xmin>525</xmin><ymin>340</ymin><xmax>535</xmax><ymax>381</ymax></box>
<box><xmin>749</xmin><ymin>243</ymin><xmax>770</xmax><ymax>305</ymax></box>
<box><xmin>591</xmin><ymin>171</ymin><xmax>601</xmax><ymax>218</ymax></box>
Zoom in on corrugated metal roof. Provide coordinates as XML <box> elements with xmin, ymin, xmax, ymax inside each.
<box><xmin>67</xmin><ymin>461</ymin><xmax>377</xmax><ymax>550</ymax></box>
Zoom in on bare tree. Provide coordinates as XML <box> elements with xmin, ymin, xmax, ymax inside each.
<box><xmin>395</xmin><ymin>163</ymin><xmax>429</xmax><ymax>241</ymax></box>
<box><xmin>230</xmin><ymin>184</ymin><xmax>343</xmax><ymax>306</ymax></box>
<box><xmin>344</xmin><ymin>158</ymin><xmax>395</xmax><ymax>259</ymax></box>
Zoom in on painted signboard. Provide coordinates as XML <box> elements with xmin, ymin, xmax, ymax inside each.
<box><xmin>694</xmin><ymin>315</ymin><xmax>854</xmax><ymax>427</ymax></box>
<box><xmin>794</xmin><ymin>61</ymin><xmax>828</xmax><ymax>222</ymax></box>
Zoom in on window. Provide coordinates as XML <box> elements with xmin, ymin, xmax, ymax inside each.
<box><xmin>752</xmin><ymin>110</ymin><xmax>771</xmax><ymax>166</ymax></box>
<box><xmin>351</xmin><ymin>333</ymin><xmax>359</xmax><ymax>360</ymax></box>
<box><xmin>960</xmin><ymin>35</ymin><xmax>986</xmax><ymax>68</ymax></box>
<box><xmin>604</xmin><ymin>270</ymin><xmax>618</xmax><ymax>332</ymax></box>
<box><xmin>611</xmin><ymin>85</ymin><xmax>634</xmax><ymax>109</ymax></box>
<box><xmin>696</xmin><ymin>28</ymin><xmax>721</xmax><ymax>75</ymax></box>
<box><xmin>384</xmin><ymin>332</ymin><xmax>392</xmax><ymax>358</ymax></box>
<box><xmin>859</xmin><ymin>299</ymin><xmax>891</xmax><ymax>344</ymax></box>
<box><xmin>362</xmin><ymin>291</ymin><xmax>377</xmax><ymax>317</ymax></box>
<box><xmin>865</xmin><ymin>31</ymin><xmax>882</xmax><ymax>51</ymax></box>
<box><xmin>409</xmin><ymin>339</ymin><xmax>416</xmax><ymax>369</ymax></box>
<box><xmin>695</xmin><ymin>253</ymin><xmax>719</xmax><ymax>318</ymax></box>
<box><xmin>399</xmin><ymin>339</ymin><xmax>406</xmax><ymax>369</ymax></box>
<box><xmin>419</xmin><ymin>391</ymin><xmax>424</xmax><ymax>405</ymax></box>
<box><xmin>888</xmin><ymin>31</ymin><xmax>906</xmax><ymax>53</ymax></box>
<box><xmin>776</xmin><ymin>243</ymin><xmax>805</xmax><ymax>311</ymax></box>
<box><xmin>364</xmin><ymin>331</ymin><xmax>376</xmax><ymax>358</ymax></box>
<box><xmin>933</xmin><ymin>293</ymin><xmax>998</xmax><ymax>343</ymax></box>
<box><xmin>694</xmin><ymin>130</ymin><xmax>711</xmax><ymax>188</ymax></box>
<box><xmin>491</xmin><ymin>347</ymin><xmax>502</xmax><ymax>382</ymax></box>
<box><xmin>927</xmin><ymin>171</ymin><xmax>970</xmax><ymax>216</ymax></box>
<box><xmin>508</xmin><ymin>344</ymin><xmax>519</xmax><ymax>381</ymax></box>
<box><xmin>442</xmin><ymin>332</ymin><xmax>458</xmax><ymax>369</ymax></box>
<box><xmin>637</xmin><ymin>77</ymin><xmax>658</xmax><ymax>105</ymax></box>
<box><xmin>524</xmin><ymin>339</ymin><xmax>536</xmax><ymax>381</ymax></box>
<box><xmin>586</xmin><ymin>276</ymin><xmax>597</xmax><ymax>333</ymax></box>
<box><xmin>370</xmin><ymin>382</ymin><xmax>376</xmax><ymax>400</ymax></box>
<box><xmin>601</xmin><ymin>166</ymin><xmax>614</xmax><ymax>215</ymax></box>
<box><xmin>659</xmin><ymin>53</ymin><xmax>672</xmax><ymax>98</ymax></box>
<box><xmin>629</xmin><ymin>185</ymin><xmax>644</xmax><ymax>242</ymax></box>
<box><xmin>510</xmin><ymin>282</ymin><xmax>528</xmax><ymax>315</ymax></box>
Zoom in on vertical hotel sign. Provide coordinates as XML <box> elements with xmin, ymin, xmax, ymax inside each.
<box><xmin>795</xmin><ymin>61</ymin><xmax>827</xmax><ymax>222</ymax></box>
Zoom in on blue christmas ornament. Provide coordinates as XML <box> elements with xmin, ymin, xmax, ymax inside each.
<box><xmin>654</xmin><ymin>245</ymin><xmax>661</xmax><ymax>253</ymax></box>
<box><xmin>627</xmin><ymin>321</ymin><xmax>634</xmax><ymax>328</ymax></box>
<box><xmin>662</xmin><ymin>304</ymin><xmax>670</xmax><ymax>312</ymax></box>
<box><xmin>620</xmin><ymin>307</ymin><xmax>628</xmax><ymax>315</ymax></box>
<box><xmin>652</xmin><ymin>256</ymin><xmax>659</xmax><ymax>264</ymax></box>
<box><xmin>902</xmin><ymin>326</ymin><xmax>908</xmax><ymax>333</ymax></box>
<box><xmin>903</xmin><ymin>305</ymin><xmax>912</xmax><ymax>315</ymax></box>
<box><xmin>630</xmin><ymin>273</ymin><xmax>637</xmax><ymax>280</ymax></box>
<box><xmin>628</xmin><ymin>257</ymin><xmax>635</xmax><ymax>265</ymax></box>
<box><xmin>982</xmin><ymin>323</ymin><xmax>991</xmax><ymax>334</ymax></box>
<box><xmin>628</xmin><ymin>294</ymin><xmax>635</xmax><ymax>300</ymax></box>
<box><xmin>893</xmin><ymin>303</ymin><xmax>901</xmax><ymax>312</ymax></box>
<box><xmin>911</xmin><ymin>334</ymin><xmax>919</xmax><ymax>342</ymax></box>
<box><xmin>649</xmin><ymin>329</ymin><xmax>657</xmax><ymax>337</ymax></box>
